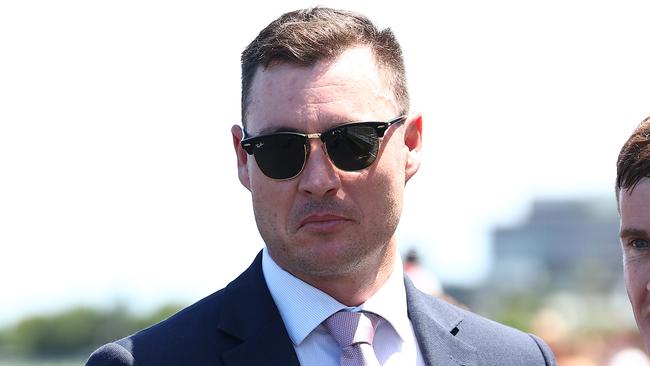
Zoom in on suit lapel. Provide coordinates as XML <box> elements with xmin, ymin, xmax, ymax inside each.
<box><xmin>405</xmin><ymin>278</ymin><xmax>478</xmax><ymax>366</ymax></box>
<box><xmin>218</xmin><ymin>252</ymin><xmax>300</xmax><ymax>366</ymax></box>
<box><xmin>216</xmin><ymin>253</ymin><xmax>479</xmax><ymax>365</ymax></box>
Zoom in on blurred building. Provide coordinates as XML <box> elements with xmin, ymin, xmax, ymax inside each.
<box><xmin>445</xmin><ymin>197</ymin><xmax>634</xmax><ymax>335</ymax></box>
<box><xmin>489</xmin><ymin>198</ymin><xmax>621</xmax><ymax>295</ymax></box>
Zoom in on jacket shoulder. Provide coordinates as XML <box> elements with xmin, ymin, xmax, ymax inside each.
<box><xmin>85</xmin><ymin>288</ymin><xmax>233</xmax><ymax>366</ymax></box>
<box><xmin>454</xmin><ymin>304</ymin><xmax>556</xmax><ymax>364</ymax></box>
<box><xmin>85</xmin><ymin>253</ymin><xmax>273</xmax><ymax>366</ymax></box>
<box><xmin>85</xmin><ymin>342</ymin><xmax>137</xmax><ymax>366</ymax></box>
<box><xmin>405</xmin><ymin>278</ymin><xmax>556</xmax><ymax>365</ymax></box>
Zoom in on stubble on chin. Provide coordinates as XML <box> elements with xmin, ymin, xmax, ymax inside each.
<box><xmin>254</xmin><ymin>185</ymin><xmax>401</xmax><ymax>283</ymax></box>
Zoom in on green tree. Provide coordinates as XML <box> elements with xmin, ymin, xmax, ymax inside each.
<box><xmin>0</xmin><ymin>303</ymin><xmax>184</xmax><ymax>358</ymax></box>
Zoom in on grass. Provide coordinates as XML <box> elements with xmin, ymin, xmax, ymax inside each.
<box><xmin>0</xmin><ymin>358</ymin><xmax>86</xmax><ymax>366</ymax></box>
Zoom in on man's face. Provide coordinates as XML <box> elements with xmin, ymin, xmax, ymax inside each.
<box><xmin>620</xmin><ymin>178</ymin><xmax>650</xmax><ymax>350</ymax></box>
<box><xmin>232</xmin><ymin>46</ymin><xmax>421</xmax><ymax>284</ymax></box>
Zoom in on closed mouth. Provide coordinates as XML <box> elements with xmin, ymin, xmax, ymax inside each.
<box><xmin>298</xmin><ymin>214</ymin><xmax>351</xmax><ymax>229</ymax></box>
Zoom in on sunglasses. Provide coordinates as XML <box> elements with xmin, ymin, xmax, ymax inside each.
<box><xmin>241</xmin><ymin>115</ymin><xmax>406</xmax><ymax>180</ymax></box>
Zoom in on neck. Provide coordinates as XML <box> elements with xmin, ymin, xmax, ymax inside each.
<box><xmin>301</xmin><ymin>244</ymin><xmax>396</xmax><ymax>306</ymax></box>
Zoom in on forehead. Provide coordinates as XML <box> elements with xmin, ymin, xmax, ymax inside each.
<box><xmin>620</xmin><ymin>178</ymin><xmax>650</xmax><ymax>228</ymax></box>
<box><xmin>245</xmin><ymin>46</ymin><xmax>398</xmax><ymax>134</ymax></box>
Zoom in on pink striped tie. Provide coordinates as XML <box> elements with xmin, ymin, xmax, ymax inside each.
<box><xmin>324</xmin><ymin>311</ymin><xmax>382</xmax><ymax>366</ymax></box>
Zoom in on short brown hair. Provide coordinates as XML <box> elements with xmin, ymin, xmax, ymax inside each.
<box><xmin>240</xmin><ymin>7</ymin><xmax>409</xmax><ymax>127</ymax></box>
<box><xmin>616</xmin><ymin>116</ymin><xmax>650</xmax><ymax>205</ymax></box>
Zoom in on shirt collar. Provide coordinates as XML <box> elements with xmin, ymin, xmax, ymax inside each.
<box><xmin>262</xmin><ymin>247</ymin><xmax>411</xmax><ymax>345</ymax></box>
<box><xmin>359</xmin><ymin>254</ymin><xmax>411</xmax><ymax>343</ymax></box>
<box><xmin>262</xmin><ymin>248</ymin><xmax>347</xmax><ymax>346</ymax></box>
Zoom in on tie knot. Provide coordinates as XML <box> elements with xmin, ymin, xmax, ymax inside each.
<box><xmin>324</xmin><ymin>311</ymin><xmax>382</xmax><ymax>348</ymax></box>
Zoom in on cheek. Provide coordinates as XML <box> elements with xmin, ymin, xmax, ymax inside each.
<box><xmin>349</xmin><ymin>166</ymin><xmax>404</xmax><ymax>219</ymax></box>
<box><xmin>250</xmin><ymin>169</ymin><xmax>298</xmax><ymax>207</ymax></box>
<box><xmin>625</xmin><ymin>260</ymin><xmax>650</xmax><ymax>309</ymax></box>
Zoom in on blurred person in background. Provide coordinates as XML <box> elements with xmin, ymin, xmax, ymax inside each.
<box><xmin>403</xmin><ymin>248</ymin><xmax>442</xmax><ymax>296</ymax></box>
<box><xmin>86</xmin><ymin>7</ymin><xmax>556</xmax><ymax>365</ymax></box>
<box><xmin>608</xmin><ymin>348</ymin><xmax>650</xmax><ymax>366</ymax></box>
<box><xmin>617</xmin><ymin>116</ymin><xmax>650</xmax><ymax>353</ymax></box>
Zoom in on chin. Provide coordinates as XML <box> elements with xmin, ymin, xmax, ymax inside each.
<box><xmin>292</xmin><ymin>249</ymin><xmax>363</xmax><ymax>277</ymax></box>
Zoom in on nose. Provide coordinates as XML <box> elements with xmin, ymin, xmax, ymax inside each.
<box><xmin>297</xmin><ymin>139</ymin><xmax>341</xmax><ymax>197</ymax></box>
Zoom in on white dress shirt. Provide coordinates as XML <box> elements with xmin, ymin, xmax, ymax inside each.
<box><xmin>262</xmin><ymin>247</ymin><xmax>425</xmax><ymax>366</ymax></box>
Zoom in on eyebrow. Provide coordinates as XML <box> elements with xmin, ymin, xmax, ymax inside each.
<box><xmin>250</xmin><ymin>115</ymin><xmax>365</xmax><ymax>136</ymax></box>
<box><xmin>620</xmin><ymin>227</ymin><xmax>650</xmax><ymax>239</ymax></box>
<box><xmin>255</xmin><ymin>126</ymin><xmax>302</xmax><ymax>135</ymax></box>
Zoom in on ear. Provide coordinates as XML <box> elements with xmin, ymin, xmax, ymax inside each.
<box><xmin>403</xmin><ymin>113</ymin><xmax>423</xmax><ymax>183</ymax></box>
<box><xmin>231</xmin><ymin>125</ymin><xmax>251</xmax><ymax>191</ymax></box>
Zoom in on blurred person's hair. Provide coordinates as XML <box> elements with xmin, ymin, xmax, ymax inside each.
<box><xmin>616</xmin><ymin>116</ymin><xmax>650</xmax><ymax>205</ymax></box>
<box><xmin>240</xmin><ymin>7</ymin><xmax>409</xmax><ymax>127</ymax></box>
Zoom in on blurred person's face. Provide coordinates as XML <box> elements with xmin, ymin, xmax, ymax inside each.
<box><xmin>231</xmin><ymin>46</ymin><xmax>422</xmax><ymax>288</ymax></box>
<box><xmin>620</xmin><ymin>177</ymin><xmax>650</xmax><ymax>350</ymax></box>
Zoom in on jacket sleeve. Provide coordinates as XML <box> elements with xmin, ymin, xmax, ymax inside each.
<box><xmin>528</xmin><ymin>333</ymin><xmax>557</xmax><ymax>366</ymax></box>
<box><xmin>85</xmin><ymin>342</ymin><xmax>137</xmax><ymax>366</ymax></box>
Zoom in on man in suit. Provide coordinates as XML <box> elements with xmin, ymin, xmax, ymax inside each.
<box><xmin>616</xmin><ymin>116</ymin><xmax>650</xmax><ymax>352</ymax></box>
<box><xmin>87</xmin><ymin>7</ymin><xmax>556</xmax><ymax>365</ymax></box>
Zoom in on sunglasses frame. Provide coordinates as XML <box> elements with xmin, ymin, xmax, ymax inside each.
<box><xmin>240</xmin><ymin>115</ymin><xmax>407</xmax><ymax>180</ymax></box>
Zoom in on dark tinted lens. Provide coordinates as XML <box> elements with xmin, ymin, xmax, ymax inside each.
<box><xmin>253</xmin><ymin>134</ymin><xmax>306</xmax><ymax>179</ymax></box>
<box><xmin>325</xmin><ymin>125</ymin><xmax>379</xmax><ymax>171</ymax></box>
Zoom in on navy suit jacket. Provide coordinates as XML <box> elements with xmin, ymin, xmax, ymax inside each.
<box><xmin>86</xmin><ymin>252</ymin><xmax>556</xmax><ymax>365</ymax></box>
